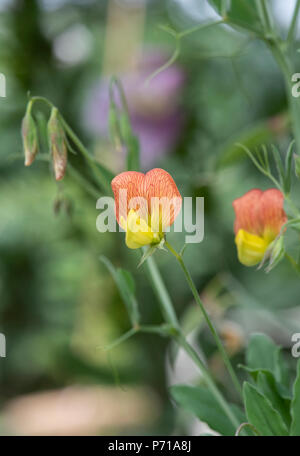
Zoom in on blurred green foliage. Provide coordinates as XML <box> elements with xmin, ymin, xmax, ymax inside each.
<box><xmin>1</xmin><ymin>0</ymin><xmax>300</xmax><ymax>436</ymax></box>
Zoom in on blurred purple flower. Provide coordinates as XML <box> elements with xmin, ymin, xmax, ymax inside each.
<box><xmin>84</xmin><ymin>50</ymin><xmax>185</xmax><ymax>169</ymax></box>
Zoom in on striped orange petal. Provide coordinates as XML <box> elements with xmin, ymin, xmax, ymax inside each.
<box><xmin>143</xmin><ymin>168</ymin><xmax>182</xmax><ymax>229</ymax></box>
<box><xmin>259</xmin><ymin>188</ymin><xmax>287</xmax><ymax>239</ymax></box>
<box><xmin>233</xmin><ymin>188</ymin><xmax>287</xmax><ymax>238</ymax></box>
<box><xmin>111</xmin><ymin>168</ymin><xmax>182</xmax><ymax>229</ymax></box>
<box><xmin>111</xmin><ymin>171</ymin><xmax>145</xmax><ymax>225</ymax></box>
<box><xmin>233</xmin><ymin>189</ymin><xmax>263</xmax><ymax>236</ymax></box>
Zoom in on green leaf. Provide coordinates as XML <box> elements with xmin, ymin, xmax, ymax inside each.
<box><xmin>243</xmin><ymin>382</ymin><xmax>289</xmax><ymax>436</ymax></box>
<box><xmin>138</xmin><ymin>245</ymin><xmax>157</xmax><ymax>268</ymax></box>
<box><xmin>291</xmin><ymin>360</ymin><xmax>300</xmax><ymax>435</ymax></box>
<box><xmin>284</xmin><ymin>139</ymin><xmax>295</xmax><ymax>194</ymax></box>
<box><xmin>265</xmin><ymin>236</ymin><xmax>285</xmax><ymax>273</ymax></box>
<box><xmin>246</xmin><ymin>333</ymin><xmax>281</xmax><ymax>379</ymax></box>
<box><xmin>271</xmin><ymin>144</ymin><xmax>285</xmax><ymax>189</ymax></box>
<box><xmin>170</xmin><ymin>384</ymin><xmax>245</xmax><ymax>436</ymax></box>
<box><xmin>258</xmin><ymin>236</ymin><xmax>285</xmax><ymax>273</ymax></box>
<box><xmin>256</xmin><ymin>371</ymin><xmax>291</xmax><ymax>429</ymax></box>
<box><xmin>208</xmin><ymin>0</ymin><xmax>263</xmax><ymax>34</ymax></box>
<box><xmin>239</xmin><ymin>365</ymin><xmax>291</xmax><ymax>400</ymax></box>
<box><xmin>217</xmin><ymin>121</ymin><xmax>273</xmax><ymax>168</ymax></box>
<box><xmin>198</xmin><ymin>433</ymin><xmax>217</xmax><ymax>436</ymax></box>
<box><xmin>100</xmin><ymin>256</ymin><xmax>140</xmax><ymax>325</ymax></box>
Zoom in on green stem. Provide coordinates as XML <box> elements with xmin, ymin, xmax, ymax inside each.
<box><xmin>285</xmin><ymin>252</ymin><xmax>300</xmax><ymax>276</ymax></box>
<box><xmin>284</xmin><ymin>193</ymin><xmax>300</xmax><ymax>218</ymax></box>
<box><xmin>260</xmin><ymin>0</ymin><xmax>273</xmax><ymax>35</ymax></box>
<box><xmin>142</xmin><ymin>252</ymin><xmax>242</xmax><ymax>430</ymax></box>
<box><xmin>143</xmin><ymin>251</ymin><xmax>180</xmax><ymax>329</ymax></box>
<box><xmin>102</xmin><ymin>327</ymin><xmax>138</xmax><ymax>351</ymax></box>
<box><xmin>178</xmin><ymin>19</ymin><xmax>225</xmax><ymax>38</ymax></box>
<box><xmin>287</xmin><ymin>0</ymin><xmax>300</xmax><ymax>43</ymax></box>
<box><xmin>30</xmin><ymin>96</ymin><xmax>113</xmax><ymax>196</ymax></box>
<box><xmin>59</xmin><ymin>117</ymin><xmax>112</xmax><ymax>196</ymax></box>
<box><xmin>67</xmin><ymin>163</ymin><xmax>101</xmax><ymax>200</ymax></box>
<box><xmin>165</xmin><ymin>240</ymin><xmax>242</xmax><ymax>398</ymax></box>
<box><xmin>255</xmin><ymin>0</ymin><xmax>300</xmax><ymax>148</ymax></box>
<box><xmin>176</xmin><ymin>334</ymin><xmax>241</xmax><ymax>430</ymax></box>
<box><xmin>145</xmin><ymin>20</ymin><xmax>225</xmax><ymax>86</ymax></box>
<box><xmin>270</xmin><ymin>43</ymin><xmax>300</xmax><ymax>157</ymax></box>
<box><xmin>257</xmin><ymin>6</ymin><xmax>300</xmax><ymax>158</ymax></box>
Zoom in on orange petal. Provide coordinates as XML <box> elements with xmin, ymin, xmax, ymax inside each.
<box><xmin>143</xmin><ymin>168</ymin><xmax>182</xmax><ymax>228</ymax></box>
<box><xmin>233</xmin><ymin>189</ymin><xmax>263</xmax><ymax>236</ymax></box>
<box><xmin>259</xmin><ymin>189</ymin><xmax>287</xmax><ymax>238</ymax></box>
<box><xmin>111</xmin><ymin>171</ymin><xmax>145</xmax><ymax>225</ymax></box>
<box><xmin>111</xmin><ymin>168</ymin><xmax>182</xmax><ymax>229</ymax></box>
<box><xmin>233</xmin><ymin>188</ymin><xmax>287</xmax><ymax>239</ymax></box>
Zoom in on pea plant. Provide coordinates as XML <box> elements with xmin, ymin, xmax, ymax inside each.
<box><xmin>19</xmin><ymin>1</ymin><xmax>300</xmax><ymax>436</ymax></box>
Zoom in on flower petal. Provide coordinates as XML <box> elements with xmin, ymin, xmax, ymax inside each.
<box><xmin>235</xmin><ymin>229</ymin><xmax>268</xmax><ymax>267</ymax></box>
<box><xmin>111</xmin><ymin>168</ymin><xmax>182</xmax><ymax>230</ymax></box>
<box><xmin>233</xmin><ymin>188</ymin><xmax>287</xmax><ymax>240</ymax></box>
<box><xmin>143</xmin><ymin>168</ymin><xmax>182</xmax><ymax>228</ymax></box>
<box><xmin>111</xmin><ymin>171</ymin><xmax>145</xmax><ymax>225</ymax></box>
<box><xmin>125</xmin><ymin>209</ymin><xmax>158</xmax><ymax>249</ymax></box>
<box><xmin>233</xmin><ymin>189</ymin><xmax>263</xmax><ymax>236</ymax></box>
<box><xmin>259</xmin><ymin>189</ymin><xmax>287</xmax><ymax>240</ymax></box>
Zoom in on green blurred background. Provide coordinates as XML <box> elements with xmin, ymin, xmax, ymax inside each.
<box><xmin>0</xmin><ymin>0</ymin><xmax>300</xmax><ymax>436</ymax></box>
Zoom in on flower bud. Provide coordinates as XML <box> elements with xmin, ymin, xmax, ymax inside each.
<box><xmin>22</xmin><ymin>111</ymin><xmax>38</xmax><ymax>166</ymax></box>
<box><xmin>119</xmin><ymin>112</ymin><xmax>132</xmax><ymax>143</ymax></box>
<box><xmin>108</xmin><ymin>105</ymin><xmax>123</xmax><ymax>152</ymax></box>
<box><xmin>48</xmin><ymin>108</ymin><xmax>67</xmax><ymax>181</ymax></box>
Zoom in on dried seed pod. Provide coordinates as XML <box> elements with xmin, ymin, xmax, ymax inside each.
<box><xmin>48</xmin><ymin>108</ymin><xmax>67</xmax><ymax>181</ymax></box>
<box><xmin>22</xmin><ymin>110</ymin><xmax>38</xmax><ymax>166</ymax></box>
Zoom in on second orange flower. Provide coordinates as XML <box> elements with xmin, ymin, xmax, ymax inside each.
<box><xmin>233</xmin><ymin>188</ymin><xmax>287</xmax><ymax>266</ymax></box>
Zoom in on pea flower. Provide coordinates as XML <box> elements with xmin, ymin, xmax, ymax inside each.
<box><xmin>111</xmin><ymin>168</ymin><xmax>182</xmax><ymax>249</ymax></box>
<box><xmin>233</xmin><ymin>189</ymin><xmax>287</xmax><ymax>267</ymax></box>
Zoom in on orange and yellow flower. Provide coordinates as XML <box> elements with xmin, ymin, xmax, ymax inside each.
<box><xmin>232</xmin><ymin>189</ymin><xmax>287</xmax><ymax>266</ymax></box>
<box><xmin>111</xmin><ymin>168</ymin><xmax>182</xmax><ymax>249</ymax></box>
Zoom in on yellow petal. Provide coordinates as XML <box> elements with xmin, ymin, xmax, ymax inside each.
<box><xmin>235</xmin><ymin>229</ymin><xmax>269</xmax><ymax>267</ymax></box>
<box><xmin>125</xmin><ymin>209</ymin><xmax>160</xmax><ymax>249</ymax></box>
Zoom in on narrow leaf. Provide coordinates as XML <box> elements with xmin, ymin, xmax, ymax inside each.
<box><xmin>100</xmin><ymin>256</ymin><xmax>140</xmax><ymax>325</ymax></box>
<box><xmin>138</xmin><ymin>245</ymin><xmax>157</xmax><ymax>268</ymax></box>
<box><xmin>256</xmin><ymin>371</ymin><xmax>291</xmax><ymax>429</ymax></box>
<box><xmin>271</xmin><ymin>144</ymin><xmax>285</xmax><ymax>188</ymax></box>
<box><xmin>243</xmin><ymin>382</ymin><xmax>289</xmax><ymax>436</ymax></box>
<box><xmin>284</xmin><ymin>139</ymin><xmax>295</xmax><ymax>194</ymax></box>
<box><xmin>246</xmin><ymin>333</ymin><xmax>280</xmax><ymax>378</ymax></box>
<box><xmin>208</xmin><ymin>0</ymin><xmax>263</xmax><ymax>34</ymax></box>
<box><xmin>171</xmin><ymin>384</ymin><xmax>245</xmax><ymax>436</ymax></box>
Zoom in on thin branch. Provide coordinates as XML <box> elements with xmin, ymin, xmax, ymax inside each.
<box><xmin>288</xmin><ymin>0</ymin><xmax>300</xmax><ymax>43</ymax></box>
<box><xmin>144</xmin><ymin>20</ymin><xmax>225</xmax><ymax>86</ymax></box>
<box><xmin>144</xmin><ymin>35</ymin><xmax>181</xmax><ymax>86</ymax></box>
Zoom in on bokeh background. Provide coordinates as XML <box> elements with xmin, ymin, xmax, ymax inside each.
<box><xmin>1</xmin><ymin>0</ymin><xmax>300</xmax><ymax>436</ymax></box>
